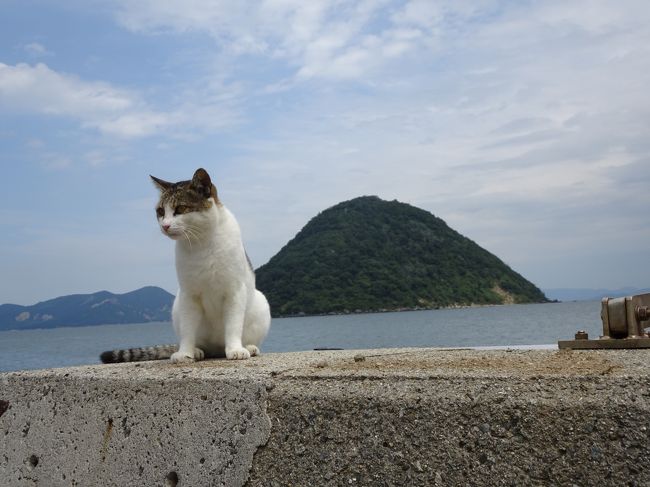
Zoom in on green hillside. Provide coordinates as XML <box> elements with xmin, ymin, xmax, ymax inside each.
<box><xmin>256</xmin><ymin>196</ymin><xmax>547</xmax><ymax>316</ymax></box>
<box><xmin>0</xmin><ymin>287</ymin><xmax>173</xmax><ymax>330</ymax></box>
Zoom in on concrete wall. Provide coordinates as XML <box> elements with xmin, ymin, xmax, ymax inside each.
<box><xmin>2</xmin><ymin>348</ymin><xmax>650</xmax><ymax>486</ymax></box>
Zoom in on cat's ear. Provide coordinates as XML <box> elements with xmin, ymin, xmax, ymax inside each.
<box><xmin>150</xmin><ymin>175</ymin><xmax>173</xmax><ymax>191</ymax></box>
<box><xmin>191</xmin><ymin>168</ymin><xmax>213</xmax><ymax>199</ymax></box>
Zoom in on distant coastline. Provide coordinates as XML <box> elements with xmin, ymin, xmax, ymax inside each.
<box><xmin>0</xmin><ymin>300</ymin><xmax>540</xmax><ymax>330</ymax></box>
<box><xmin>2</xmin><ymin>286</ymin><xmax>645</xmax><ymax>330</ymax></box>
<box><xmin>0</xmin><ymin>286</ymin><xmax>173</xmax><ymax>332</ymax></box>
<box><xmin>0</xmin><ymin>298</ymin><xmax>559</xmax><ymax>330</ymax></box>
<box><xmin>245</xmin><ymin>299</ymin><xmax>563</xmax><ymax>319</ymax></box>
<box><xmin>0</xmin><ymin>320</ymin><xmax>171</xmax><ymax>333</ymax></box>
<box><xmin>542</xmin><ymin>287</ymin><xmax>649</xmax><ymax>302</ymax></box>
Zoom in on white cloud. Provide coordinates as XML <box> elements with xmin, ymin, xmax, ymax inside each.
<box><xmin>111</xmin><ymin>0</ymin><xmax>442</xmax><ymax>81</ymax></box>
<box><xmin>0</xmin><ymin>62</ymin><xmax>148</xmax><ymax>136</ymax></box>
<box><xmin>24</xmin><ymin>42</ymin><xmax>52</xmax><ymax>56</ymax></box>
<box><xmin>89</xmin><ymin>111</ymin><xmax>173</xmax><ymax>138</ymax></box>
<box><xmin>0</xmin><ymin>62</ymin><xmax>241</xmax><ymax>138</ymax></box>
<box><xmin>0</xmin><ymin>63</ymin><xmax>133</xmax><ymax>114</ymax></box>
<box><xmin>41</xmin><ymin>153</ymin><xmax>73</xmax><ymax>171</ymax></box>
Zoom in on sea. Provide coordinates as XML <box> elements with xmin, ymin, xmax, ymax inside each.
<box><xmin>0</xmin><ymin>301</ymin><xmax>601</xmax><ymax>373</ymax></box>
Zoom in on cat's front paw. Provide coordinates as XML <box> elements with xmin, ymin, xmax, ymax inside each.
<box><xmin>226</xmin><ymin>347</ymin><xmax>251</xmax><ymax>360</ymax></box>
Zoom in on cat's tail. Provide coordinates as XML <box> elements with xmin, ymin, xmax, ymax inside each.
<box><xmin>100</xmin><ymin>344</ymin><xmax>177</xmax><ymax>364</ymax></box>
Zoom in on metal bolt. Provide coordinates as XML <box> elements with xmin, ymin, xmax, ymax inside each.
<box><xmin>575</xmin><ymin>330</ymin><xmax>589</xmax><ymax>340</ymax></box>
<box><xmin>637</xmin><ymin>306</ymin><xmax>650</xmax><ymax>322</ymax></box>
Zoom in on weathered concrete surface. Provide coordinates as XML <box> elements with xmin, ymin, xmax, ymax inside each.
<box><xmin>0</xmin><ymin>365</ymin><xmax>271</xmax><ymax>486</ymax></box>
<box><xmin>2</xmin><ymin>348</ymin><xmax>650</xmax><ymax>486</ymax></box>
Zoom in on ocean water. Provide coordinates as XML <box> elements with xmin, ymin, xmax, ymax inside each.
<box><xmin>0</xmin><ymin>301</ymin><xmax>602</xmax><ymax>373</ymax></box>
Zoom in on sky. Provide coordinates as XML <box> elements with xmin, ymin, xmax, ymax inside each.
<box><xmin>1</xmin><ymin>0</ymin><xmax>649</xmax><ymax>305</ymax></box>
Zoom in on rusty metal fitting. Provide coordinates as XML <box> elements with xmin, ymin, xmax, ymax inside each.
<box><xmin>574</xmin><ymin>330</ymin><xmax>589</xmax><ymax>340</ymax></box>
<box><xmin>559</xmin><ymin>293</ymin><xmax>650</xmax><ymax>350</ymax></box>
<box><xmin>637</xmin><ymin>306</ymin><xmax>650</xmax><ymax>322</ymax></box>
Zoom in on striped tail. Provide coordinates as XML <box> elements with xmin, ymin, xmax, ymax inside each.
<box><xmin>100</xmin><ymin>344</ymin><xmax>177</xmax><ymax>364</ymax></box>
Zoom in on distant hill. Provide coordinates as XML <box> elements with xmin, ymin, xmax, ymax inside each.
<box><xmin>256</xmin><ymin>196</ymin><xmax>547</xmax><ymax>316</ymax></box>
<box><xmin>0</xmin><ymin>286</ymin><xmax>174</xmax><ymax>331</ymax></box>
<box><xmin>543</xmin><ymin>287</ymin><xmax>650</xmax><ymax>302</ymax></box>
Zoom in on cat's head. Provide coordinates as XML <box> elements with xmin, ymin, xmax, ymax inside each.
<box><xmin>150</xmin><ymin>168</ymin><xmax>220</xmax><ymax>241</ymax></box>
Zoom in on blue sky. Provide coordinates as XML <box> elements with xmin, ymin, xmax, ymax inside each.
<box><xmin>1</xmin><ymin>0</ymin><xmax>649</xmax><ymax>305</ymax></box>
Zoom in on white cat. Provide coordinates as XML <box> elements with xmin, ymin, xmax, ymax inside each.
<box><xmin>154</xmin><ymin>168</ymin><xmax>271</xmax><ymax>362</ymax></box>
<box><xmin>100</xmin><ymin>168</ymin><xmax>270</xmax><ymax>364</ymax></box>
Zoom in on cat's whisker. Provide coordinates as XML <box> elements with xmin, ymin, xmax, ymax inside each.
<box><xmin>184</xmin><ymin>225</ymin><xmax>202</xmax><ymax>240</ymax></box>
<box><xmin>184</xmin><ymin>226</ymin><xmax>198</xmax><ymax>238</ymax></box>
<box><xmin>185</xmin><ymin>228</ymin><xmax>205</xmax><ymax>245</ymax></box>
<box><xmin>181</xmin><ymin>229</ymin><xmax>193</xmax><ymax>250</ymax></box>
<box><xmin>183</xmin><ymin>228</ymin><xmax>199</xmax><ymax>244</ymax></box>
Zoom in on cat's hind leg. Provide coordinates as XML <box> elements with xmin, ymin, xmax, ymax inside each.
<box><xmin>245</xmin><ymin>345</ymin><xmax>260</xmax><ymax>356</ymax></box>
<box><xmin>223</xmin><ymin>286</ymin><xmax>252</xmax><ymax>360</ymax></box>
<box><xmin>241</xmin><ymin>290</ymin><xmax>271</xmax><ymax>357</ymax></box>
<box><xmin>171</xmin><ymin>349</ymin><xmax>204</xmax><ymax>363</ymax></box>
<box><xmin>171</xmin><ymin>291</ymin><xmax>206</xmax><ymax>363</ymax></box>
<box><xmin>171</xmin><ymin>347</ymin><xmax>205</xmax><ymax>364</ymax></box>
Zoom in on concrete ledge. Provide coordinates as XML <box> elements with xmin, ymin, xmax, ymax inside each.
<box><xmin>2</xmin><ymin>348</ymin><xmax>650</xmax><ymax>486</ymax></box>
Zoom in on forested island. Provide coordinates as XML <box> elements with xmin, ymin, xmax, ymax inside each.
<box><xmin>256</xmin><ymin>196</ymin><xmax>547</xmax><ymax>317</ymax></box>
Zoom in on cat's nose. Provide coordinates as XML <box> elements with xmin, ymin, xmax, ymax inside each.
<box><xmin>162</xmin><ymin>224</ymin><xmax>171</xmax><ymax>232</ymax></box>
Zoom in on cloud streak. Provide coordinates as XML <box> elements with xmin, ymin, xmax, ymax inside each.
<box><xmin>23</xmin><ymin>42</ymin><xmax>52</xmax><ymax>57</ymax></box>
<box><xmin>111</xmin><ymin>0</ymin><xmax>447</xmax><ymax>81</ymax></box>
<box><xmin>0</xmin><ymin>62</ymin><xmax>242</xmax><ymax>138</ymax></box>
<box><xmin>0</xmin><ymin>62</ymin><xmax>166</xmax><ymax>137</ymax></box>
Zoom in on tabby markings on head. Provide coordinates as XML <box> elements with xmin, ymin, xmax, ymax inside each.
<box><xmin>151</xmin><ymin>168</ymin><xmax>221</xmax><ymax>219</ymax></box>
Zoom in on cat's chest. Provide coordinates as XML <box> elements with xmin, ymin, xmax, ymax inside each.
<box><xmin>175</xmin><ymin>244</ymin><xmax>244</xmax><ymax>292</ymax></box>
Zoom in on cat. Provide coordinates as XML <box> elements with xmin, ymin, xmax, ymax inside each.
<box><xmin>100</xmin><ymin>168</ymin><xmax>271</xmax><ymax>364</ymax></box>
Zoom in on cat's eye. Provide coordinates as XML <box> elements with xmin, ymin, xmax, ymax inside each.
<box><xmin>156</xmin><ymin>207</ymin><xmax>164</xmax><ymax>218</ymax></box>
<box><xmin>174</xmin><ymin>205</ymin><xmax>188</xmax><ymax>215</ymax></box>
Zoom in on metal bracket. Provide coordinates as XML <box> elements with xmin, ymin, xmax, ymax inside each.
<box><xmin>558</xmin><ymin>292</ymin><xmax>650</xmax><ymax>349</ymax></box>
